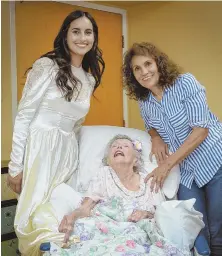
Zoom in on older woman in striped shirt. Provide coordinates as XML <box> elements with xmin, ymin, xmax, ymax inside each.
<box><xmin>123</xmin><ymin>42</ymin><xmax>222</xmax><ymax>256</ymax></box>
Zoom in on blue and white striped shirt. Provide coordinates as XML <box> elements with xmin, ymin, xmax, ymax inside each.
<box><xmin>139</xmin><ymin>73</ymin><xmax>222</xmax><ymax>189</ymax></box>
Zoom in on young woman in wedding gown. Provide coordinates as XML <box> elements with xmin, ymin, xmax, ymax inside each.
<box><xmin>7</xmin><ymin>10</ymin><xmax>105</xmax><ymax>255</ymax></box>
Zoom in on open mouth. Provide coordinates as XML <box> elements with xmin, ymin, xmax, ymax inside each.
<box><xmin>114</xmin><ymin>151</ymin><xmax>124</xmax><ymax>157</ymax></box>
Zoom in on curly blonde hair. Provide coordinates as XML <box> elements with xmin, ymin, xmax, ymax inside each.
<box><xmin>123</xmin><ymin>42</ymin><xmax>181</xmax><ymax>101</ymax></box>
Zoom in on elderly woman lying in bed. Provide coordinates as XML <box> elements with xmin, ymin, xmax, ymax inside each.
<box><xmin>54</xmin><ymin>135</ymin><xmax>200</xmax><ymax>255</ymax></box>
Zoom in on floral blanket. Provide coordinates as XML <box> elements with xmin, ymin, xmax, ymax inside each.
<box><xmin>49</xmin><ymin>197</ymin><xmax>191</xmax><ymax>256</ymax></box>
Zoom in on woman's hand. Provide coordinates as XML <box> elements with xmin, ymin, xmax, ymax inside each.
<box><xmin>59</xmin><ymin>208</ymin><xmax>92</xmax><ymax>243</ymax></box>
<box><xmin>147</xmin><ymin>127</ymin><xmax>209</xmax><ymax>193</ymax></box>
<box><xmin>7</xmin><ymin>172</ymin><xmax>23</xmax><ymax>194</ymax></box>
<box><xmin>145</xmin><ymin>163</ymin><xmax>171</xmax><ymax>193</ymax></box>
<box><xmin>127</xmin><ymin>210</ymin><xmax>154</xmax><ymax>222</ymax></box>
<box><xmin>59</xmin><ymin>213</ymin><xmax>76</xmax><ymax>243</ymax></box>
<box><xmin>150</xmin><ymin>136</ymin><xmax>169</xmax><ymax>165</ymax></box>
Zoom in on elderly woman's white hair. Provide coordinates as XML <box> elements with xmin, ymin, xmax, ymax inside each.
<box><xmin>102</xmin><ymin>134</ymin><xmax>144</xmax><ymax>173</ymax></box>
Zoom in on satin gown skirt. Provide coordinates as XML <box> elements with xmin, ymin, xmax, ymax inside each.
<box><xmin>14</xmin><ymin>112</ymin><xmax>79</xmax><ymax>255</ymax></box>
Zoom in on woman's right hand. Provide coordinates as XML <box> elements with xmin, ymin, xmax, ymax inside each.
<box><xmin>59</xmin><ymin>208</ymin><xmax>91</xmax><ymax>243</ymax></box>
<box><xmin>7</xmin><ymin>172</ymin><xmax>23</xmax><ymax>194</ymax></box>
<box><xmin>149</xmin><ymin>136</ymin><xmax>169</xmax><ymax>165</ymax></box>
<box><xmin>59</xmin><ymin>213</ymin><xmax>76</xmax><ymax>243</ymax></box>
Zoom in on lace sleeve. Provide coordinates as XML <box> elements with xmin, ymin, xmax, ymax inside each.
<box><xmin>8</xmin><ymin>57</ymin><xmax>55</xmax><ymax>177</ymax></box>
<box><xmin>87</xmin><ymin>73</ymin><xmax>96</xmax><ymax>92</ymax></box>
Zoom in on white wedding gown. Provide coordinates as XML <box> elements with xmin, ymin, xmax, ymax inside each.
<box><xmin>8</xmin><ymin>57</ymin><xmax>95</xmax><ymax>255</ymax></box>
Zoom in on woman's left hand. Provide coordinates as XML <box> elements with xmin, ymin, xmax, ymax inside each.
<box><xmin>127</xmin><ymin>210</ymin><xmax>154</xmax><ymax>222</ymax></box>
<box><xmin>144</xmin><ymin>163</ymin><xmax>171</xmax><ymax>193</ymax></box>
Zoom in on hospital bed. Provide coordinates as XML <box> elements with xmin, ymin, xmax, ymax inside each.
<box><xmin>37</xmin><ymin>126</ymin><xmax>210</xmax><ymax>256</ymax></box>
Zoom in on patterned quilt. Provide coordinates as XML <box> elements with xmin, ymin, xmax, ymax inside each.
<box><xmin>48</xmin><ymin>197</ymin><xmax>191</xmax><ymax>256</ymax></box>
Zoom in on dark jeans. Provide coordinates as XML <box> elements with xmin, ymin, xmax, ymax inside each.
<box><xmin>178</xmin><ymin>165</ymin><xmax>222</xmax><ymax>256</ymax></box>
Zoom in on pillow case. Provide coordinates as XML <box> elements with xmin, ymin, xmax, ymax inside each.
<box><xmin>155</xmin><ymin>199</ymin><xmax>204</xmax><ymax>250</ymax></box>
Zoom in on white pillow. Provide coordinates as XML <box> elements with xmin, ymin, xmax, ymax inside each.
<box><xmin>50</xmin><ymin>183</ymin><xmax>83</xmax><ymax>223</ymax></box>
<box><xmin>155</xmin><ymin>199</ymin><xmax>204</xmax><ymax>250</ymax></box>
<box><xmin>68</xmin><ymin>125</ymin><xmax>180</xmax><ymax>199</ymax></box>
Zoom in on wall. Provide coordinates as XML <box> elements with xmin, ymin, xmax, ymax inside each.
<box><xmin>2</xmin><ymin>1</ymin><xmax>222</xmax><ymax>158</ymax></box>
<box><xmin>1</xmin><ymin>1</ymin><xmax>12</xmax><ymax>161</ymax></box>
<box><xmin>126</xmin><ymin>1</ymin><xmax>222</xmax><ymax>130</ymax></box>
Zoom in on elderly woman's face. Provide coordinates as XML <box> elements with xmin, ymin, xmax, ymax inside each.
<box><xmin>108</xmin><ymin>139</ymin><xmax>137</xmax><ymax>167</ymax></box>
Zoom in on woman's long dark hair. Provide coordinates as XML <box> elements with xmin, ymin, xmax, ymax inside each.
<box><xmin>41</xmin><ymin>10</ymin><xmax>105</xmax><ymax>101</ymax></box>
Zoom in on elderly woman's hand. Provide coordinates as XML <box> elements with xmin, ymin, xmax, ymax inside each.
<box><xmin>150</xmin><ymin>136</ymin><xmax>169</xmax><ymax>165</ymax></box>
<box><xmin>145</xmin><ymin>163</ymin><xmax>171</xmax><ymax>193</ymax></box>
<box><xmin>7</xmin><ymin>172</ymin><xmax>23</xmax><ymax>194</ymax></box>
<box><xmin>59</xmin><ymin>208</ymin><xmax>92</xmax><ymax>243</ymax></box>
<box><xmin>59</xmin><ymin>213</ymin><xmax>76</xmax><ymax>243</ymax></box>
<box><xmin>128</xmin><ymin>210</ymin><xmax>154</xmax><ymax>222</ymax></box>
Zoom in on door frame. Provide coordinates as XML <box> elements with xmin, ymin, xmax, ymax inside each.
<box><xmin>9</xmin><ymin>1</ymin><xmax>129</xmax><ymax>127</ymax></box>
